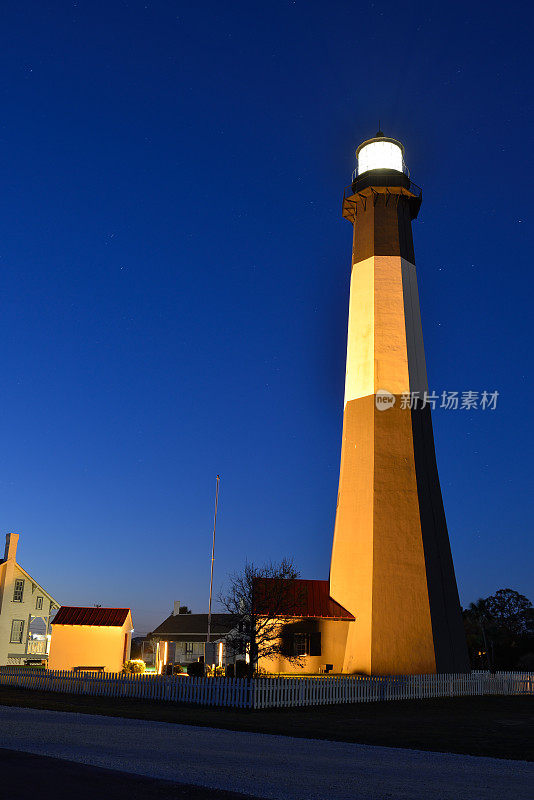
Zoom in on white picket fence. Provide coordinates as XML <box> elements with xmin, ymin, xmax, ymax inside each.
<box><xmin>0</xmin><ymin>668</ymin><xmax>253</xmax><ymax>708</ymax></box>
<box><xmin>0</xmin><ymin>667</ymin><xmax>532</xmax><ymax>709</ymax></box>
<box><xmin>253</xmin><ymin>672</ymin><xmax>533</xmax><ymax>708</ymax></box>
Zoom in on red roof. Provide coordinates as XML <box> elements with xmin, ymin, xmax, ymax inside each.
<box><xmin>253</xmin><ymin>579</ymin><xmax>354</xmax><ymax>620</ymax></box>
<box><xmin>52</xmin><ymin>607</ymin><xmax>131</xmax><ymax>627</ymax></box>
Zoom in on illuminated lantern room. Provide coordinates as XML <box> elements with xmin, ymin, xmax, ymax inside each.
<box><xmin>345</xmin><ymin>129</ymin><xmax>420</xmax><ymax>219</ymax></box>
<box><xmin>355</xmin><ymin>130</ymin><xmax>406</xmax><ymax>176</ymax></box>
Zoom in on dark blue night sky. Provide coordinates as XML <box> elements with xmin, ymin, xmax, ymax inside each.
<box><xmin>1</xmin><ymin>2</ymin><xmax>532</xmax><ymax>633</ymax></box>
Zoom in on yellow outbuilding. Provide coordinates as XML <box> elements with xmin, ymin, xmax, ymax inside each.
<box><xmin>48</xmin><ymin>606</ymin><xmax>133</xmax><ymax>673</ymax></box>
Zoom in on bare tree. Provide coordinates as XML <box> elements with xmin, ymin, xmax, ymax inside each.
<box><xmin>219</xmin><ymin>558</ymin><xmax>305</xmax><ymax>674</ymax></box>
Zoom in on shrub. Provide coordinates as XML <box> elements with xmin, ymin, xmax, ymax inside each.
<box><xmin>516</xmin><ymin>652</ymin><xmax>534</xmax><ymax>670</ymax></box>
<box><xmin>205</xmin><ymin>664</ymin><xmax>225</xmax><ymax>677</ymax></box>
<box><xmin>235</xmin><ymin>660</ymin><xmax>250</xmax><ymax>678</ymax></box>
<box><xmin>123</xmin><ymin>659</ymin><xmax>146</xmax><ymax>674</ymax></box>
<box><xmin>186</xmin><ymin>661</ymin><xmax>205</xmax><ymax>677</ymax></box>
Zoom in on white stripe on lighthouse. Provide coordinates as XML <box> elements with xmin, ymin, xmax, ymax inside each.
<box><xmin>343</xmin><ymin>256</ymin><xmax>375</xmax><ymax>405</ymax></box>
<box><xmin>345</xmin><ymin>256</ymin><xmax>428</xmax><ymax>405</ymax></box>
<box><xmin>343</xmin><ymin>256</ymin><xmax>428</xmax><ymax>406</ymax></box>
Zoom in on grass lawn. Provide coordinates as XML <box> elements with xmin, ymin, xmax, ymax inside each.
<box><xmin>0</xmin><ymin>686</ymin><xmax>532</xmax><ymax>762</ymax></box>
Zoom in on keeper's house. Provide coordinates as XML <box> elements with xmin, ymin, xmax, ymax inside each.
<box><xmin>0</xmin><ymin>533</ymin><xmax>60</xmax><ymax>666</ymax></box>
<box><xmin>149</xmin><ymin>603</ymin><xmax>237</xmax><ymax>672</ymax></box>
<box><xmin>48</xmin><ymin>606</ymin><xmax>133</xmax><ymax>673</ymax></box>
<box><xmin>255</xmin><ymin>578</ymin><xmax>355</xmax><ymax>674</ymax></box>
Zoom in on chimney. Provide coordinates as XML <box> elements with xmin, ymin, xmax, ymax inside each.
<box><xmin>172</xmin><ymin>600</ymin><xmax>181</xmax><ymax>616</ymax></box>
<box><xmin>4</xmin><ymin>533</ymin><xmax>19</xmax><ymax>562</ymax></box>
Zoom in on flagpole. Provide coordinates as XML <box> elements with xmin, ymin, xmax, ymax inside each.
<box><xmin>206</xmin><ymin>474</ymin><xmax>220</xmax><ymax>645</ymax></box>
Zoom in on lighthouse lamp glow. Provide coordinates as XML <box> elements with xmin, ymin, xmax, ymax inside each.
<box><xmin>356</xmin><ymin>134</ymin><xmax>405</xmax><ymax>175</ymax></box>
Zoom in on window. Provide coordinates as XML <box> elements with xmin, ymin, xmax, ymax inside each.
<box><xmin>13</xmin><ymin>579</ymin><xmax>24</xmax><ymax>602</ymax></box>
<box><xmin>185</xmin><ymin>642</ymin><xmax>194</xmax><ymax>654</ymax></box>
<box><xmin>292</xmin><ymin>632</ymin><xmax>321</xmax><ymax>658</ymax></box>
<box><xmin>293</xmin><ymin>633</ymin><xmax>308</xmax><ymax>657</ymax></box>
<box><xmin>36</xmin><ymin>596</ymin><xmax>44</xmax><ymax>610</ymax></box>
<box><xmin>10</xmin><ymin>620</ymin><xmax>24</xmax><ymax>643</ymax></box>
<box><xmin>309</xmin><ymin>632</ymin><xmax>321</xmax><ymax>656</ymax></box>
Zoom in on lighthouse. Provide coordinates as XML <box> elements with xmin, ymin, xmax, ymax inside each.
<box><xmin>329</xmin><ymin>132</ymin><xmax>469</xmax><ymax>675</ymax></box>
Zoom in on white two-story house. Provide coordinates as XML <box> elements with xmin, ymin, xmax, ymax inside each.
<box><xmin>0</xmin><ymin>533</ymin><xmax>60</xmax><ymax>665</ymax></box>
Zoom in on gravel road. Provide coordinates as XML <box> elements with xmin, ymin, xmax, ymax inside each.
<box><xmin>0</xmin><ymin>705</ymin><xmax>531</xmax><ymax>799</ymax></box>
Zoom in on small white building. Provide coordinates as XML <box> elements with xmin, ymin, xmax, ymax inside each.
<box><xmin>0</xmin><ymin>533</ymin><xmax>60</xmax><ymax>665</ymax></box>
